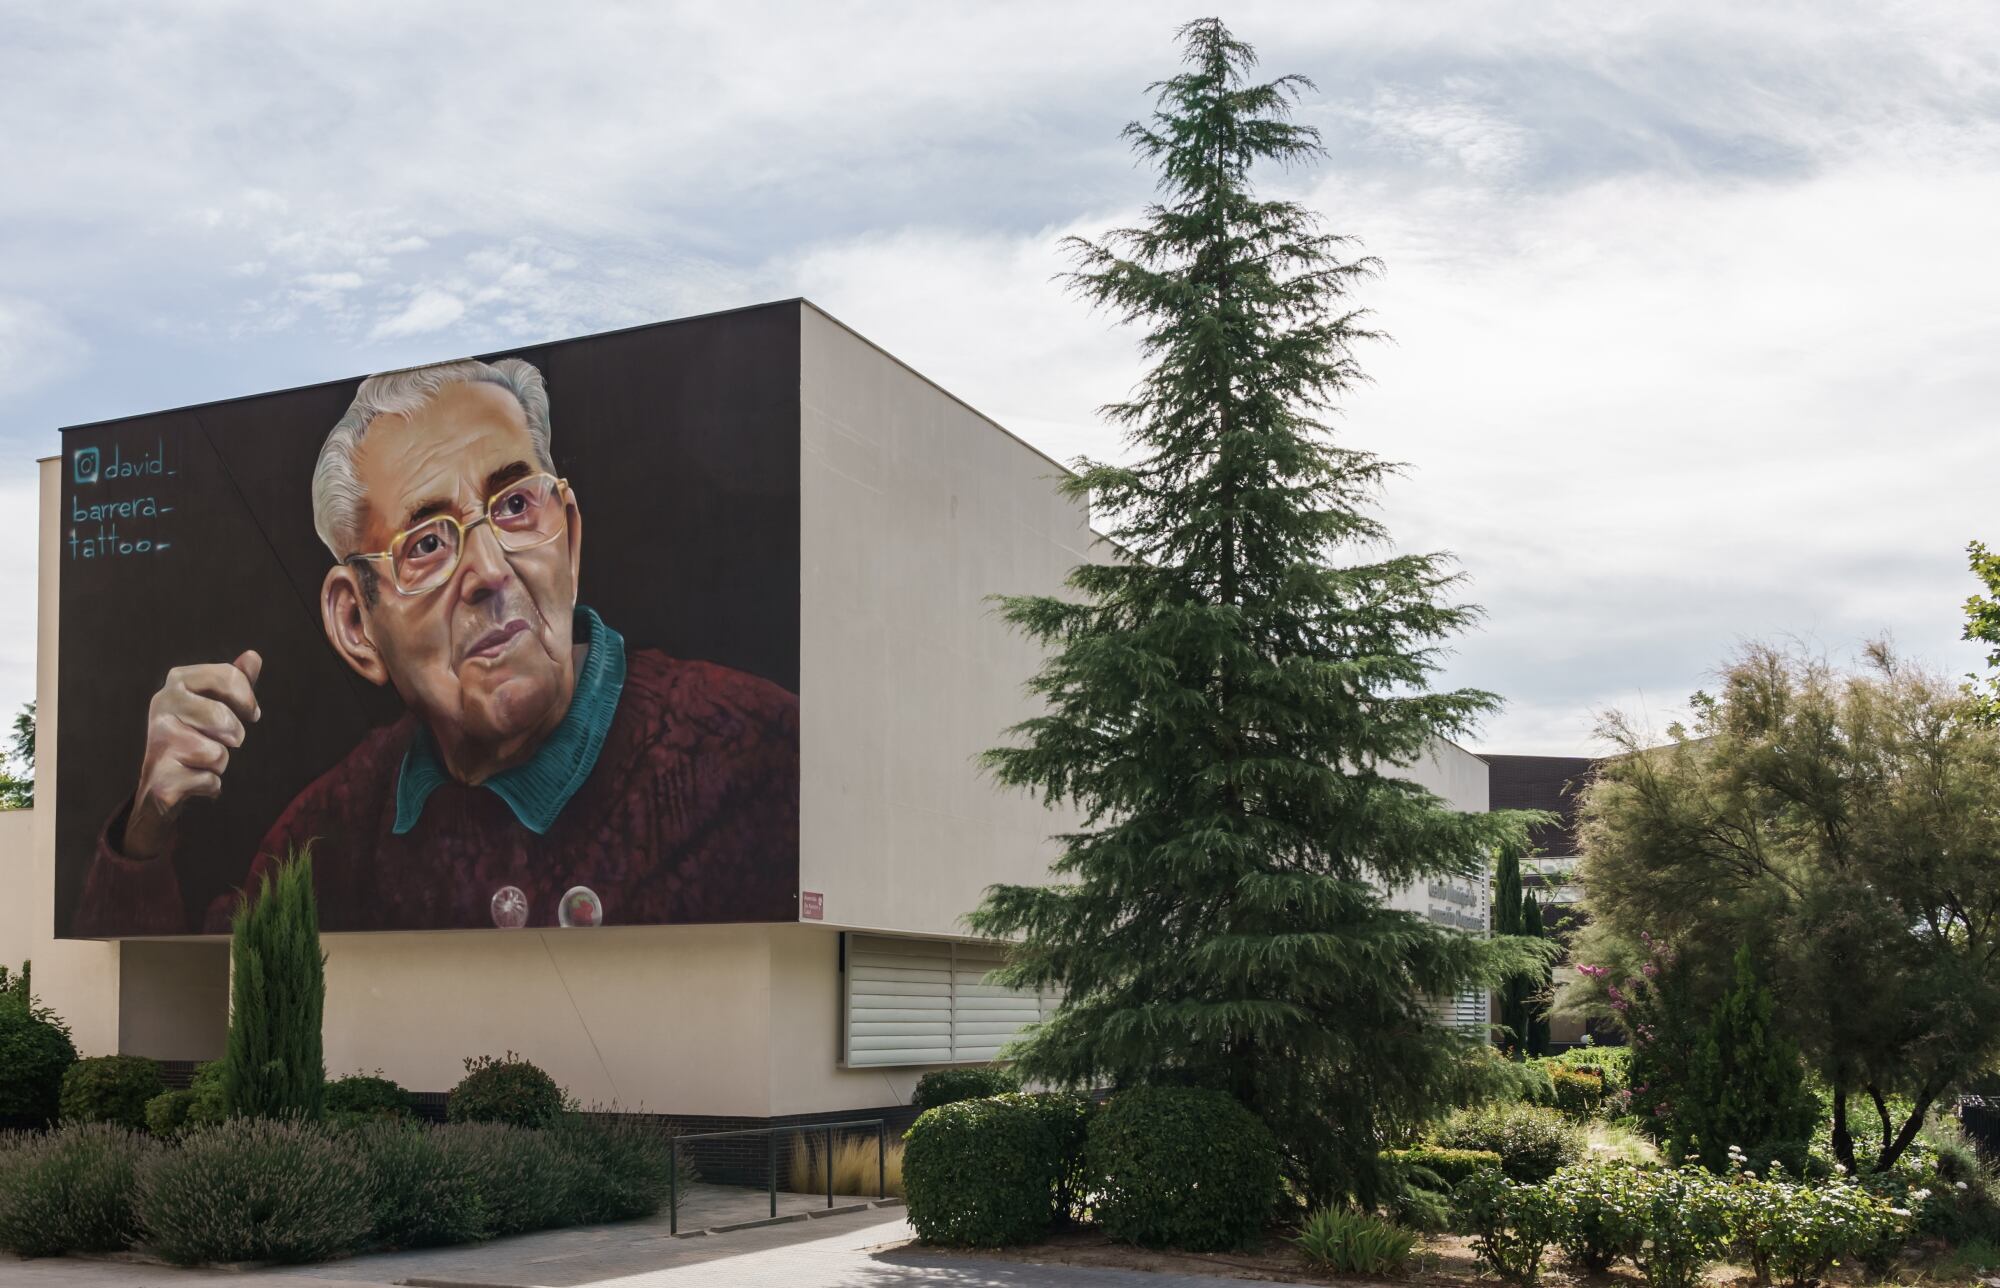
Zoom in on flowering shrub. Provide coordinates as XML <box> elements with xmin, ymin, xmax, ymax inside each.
<box><xmin>1545</xmin><ymin>1163</ymin><xmax>1645</xmax><ymax>1271</ymax></box>
<box><xmin>1629</xmin><ymin>1166</ymin><xmax>1733</xmax><ymax>1288</ymax></box>
<box><xmin>1724</xmin><ymin>1162</ymin><xmax>1907</xmax><ymax>1286</ymax></box>
<box><xmin>1460</xmin><ymin>1169</ymin><xmax>1562</xmax><ymax>1285</ymax></box>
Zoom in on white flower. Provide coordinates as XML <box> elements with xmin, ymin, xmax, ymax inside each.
<box><xmin>1959</xmin><ymin>1182</ymin><xmax>1971</xmax><ymax>1192</ymax></box>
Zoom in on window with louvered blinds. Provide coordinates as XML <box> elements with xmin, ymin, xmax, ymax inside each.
<box><xmin>842</xmin><ymin>934</ymin><xmax>1060</xmax><ymax>1068</ymax></box>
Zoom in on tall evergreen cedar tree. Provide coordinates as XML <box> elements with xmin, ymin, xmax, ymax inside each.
<box><xmin>222</xmin><ymin>847</ymin><xmax>326</xmax><ymax>1119</ymax></box>
<box><xmin>969</xmin><ymin>18</ymin><xmax>1547</xmax><ymax>1206</ymax></box>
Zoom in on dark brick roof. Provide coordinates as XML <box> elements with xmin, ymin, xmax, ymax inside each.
<box><xmin>1483</xmin><ymin>754</ymin><xmax>1598</xmax><ymax>858</ymax></box>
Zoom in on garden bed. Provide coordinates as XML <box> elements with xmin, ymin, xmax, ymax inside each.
<box><xmin>890</xmin><ymin>1230</ymin><xmax>1958</xmax><ymax>1288</ymax></box>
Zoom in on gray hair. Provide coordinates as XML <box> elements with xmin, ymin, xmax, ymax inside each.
<box><xmin>311</xmin><ymin>357</ymin><xmax>554</xmax><ymax>560</ymax></box>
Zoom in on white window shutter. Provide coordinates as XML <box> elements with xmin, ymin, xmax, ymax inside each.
<box><xmin>844</xmin><ymin>935</ymin><xmax>1058</xmax><ymax>1068</ymax></box>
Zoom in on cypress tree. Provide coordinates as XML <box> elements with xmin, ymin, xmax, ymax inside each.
<box><xmin>1676</xmin><ymin>943</ymin><xmax>1817</xmax><ymax>1173</ymax></box>
<box><xmin>1521</xmin><ymin>890</ymin><xmax>1552</xmax><ymax>1057</ymax></box>
<box><xmin>1495</xmin><ymin>844</ymin><xmax>1530</xmax><ymax>1054</ymax></box>
<box><xmin>222</xmin><ymin>847</ymin><xmax>326</xmax><ymax>1120</ymax></box>
<box><xmin>970</xmin><ymin>18</ymin><xmax>1544</xmax><ymax>1206</ymax></box>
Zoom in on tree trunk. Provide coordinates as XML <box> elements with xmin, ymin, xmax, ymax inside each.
<box><xmin>1874</xmin><ymin>1085</ymin><xmax>1940</xmax><ymax>1173</ymax></box>
<box><xmin>1830</xmin><ymin>1080</ymin><xmax>1859</xmax><ymax>1174</ymax></box>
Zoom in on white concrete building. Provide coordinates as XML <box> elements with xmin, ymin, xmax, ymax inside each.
<box><xmin>0</xmin><ymin>301</ymin><xmax>1493</xmax><ymax>1138</ymax></box>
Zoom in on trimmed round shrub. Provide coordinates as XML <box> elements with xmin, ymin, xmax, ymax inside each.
<box><xmin>911</xmin><ymin>1066</ymin><xmax>1021</xmax><ymax>1112</ymax></box>
<box><xmin>1431</xmin><ymin>1102</ymin><xmax>1584</xmax><ymax>1184</ymax></box>
<box><xmin>1013</xmin><ymin>1091</ymin><xmax>1094</xmax><ymax>1223</ymax></box>
<box><xmin>1086</xmin><ymin>1086</ymin><xmax>1281</xmax><ymax>1251</ymax></box>
<box><xmin>61</xmin><ymin>1055</ymin><xmax>164</xmax><ymax>1130</ymax></box>
<box><xmin>326</xmin><ymin>1073</ymin><xmax>415</xmax><ymax>1123</ymax></box>
<box><xmin>448</xmin><ymin>1052</ymin><xmax>564</xmax><ymax>1129</ymax></box>
<box><xmin>0</xmin><ymin>1123</ymin><xmax>154</xmax><ymax>1257</ymax></box>
<box><xmin>144</xmin><ymin>1090</ymin><xmax>197</xmax><ymax>1137</ymax></box>
<box><xmin>1548</xmin><ymin>1066</ymin><xmax>1605</xmax><ymax>1119</ymax></box>
<box><xmin>0</xmin><ymin>997</ymin><xmax>77</xmax><ymax>1130</ymax></box>
<box><xmin>348</xmin><ymin>1121</ymin><xmax>488</xmax><ymax>1249</ymax></box>
<box><xmin>904</xmin><ymin>1094</ymin><xmax>1066</xmax><ymax>1246</ymax></box>
<box><xmin>434</xmin><ymin>1122</ymin><xmax>574</xmax><ymax>1235</ymax></box>
<box><xmin>136</xmin><ymin>1117</ymin><xmax>373</xmax><ymax>1265</ymax></box>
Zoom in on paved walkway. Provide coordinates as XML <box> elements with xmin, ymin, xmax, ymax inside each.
<box><xmin>0</xmin><ymin>1188</ymin><xmax>1261</xmax><ymax>1288</ymax></box>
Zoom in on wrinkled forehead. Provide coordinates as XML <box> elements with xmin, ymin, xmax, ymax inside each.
<box><xmin>349</xmin><ymin>381</ymin><xmax>537</xmax><ymax>543</ymax></box>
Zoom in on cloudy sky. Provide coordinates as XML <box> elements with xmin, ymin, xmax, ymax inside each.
<box><xmin>3</xmin><ymin>0</ymin><xmax>1996</xmax><ymax>756</ymax></box>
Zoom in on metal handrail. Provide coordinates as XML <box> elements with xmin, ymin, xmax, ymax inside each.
<box><xmin>668</xmin><ymin>1117</ymin><xmax>888</xmax><ymax>1235</ymax></box>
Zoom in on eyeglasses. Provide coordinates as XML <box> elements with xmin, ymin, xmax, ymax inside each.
<box><xmin>346</xmin><ymin>473</ymin><xmax>571</xmax><ymax>597</ymax></box>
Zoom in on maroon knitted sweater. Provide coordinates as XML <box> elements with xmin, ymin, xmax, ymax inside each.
<box><xmin>72</xmin><ymin>650</ymin><xmax>799</xmax><ymax>935</ymax></box>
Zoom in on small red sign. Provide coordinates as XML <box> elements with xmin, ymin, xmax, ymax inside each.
<box><xmin>801</xmin><ymin>891</ymin><xmax>824</xmax><ymax>921</ymax></box>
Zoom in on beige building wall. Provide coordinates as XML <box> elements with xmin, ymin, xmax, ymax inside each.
<box><xmin>798</xmin><ymin>304</ymin><xmax>1093</xmax><ymax>941</ymax></box>
<box><xmin>2</xmin><ymin>458</ymin><xmax>122</xmax><ymax>1055</ymax></box>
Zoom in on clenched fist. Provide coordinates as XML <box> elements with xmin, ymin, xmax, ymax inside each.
<box><xmin>121</xmin><ymin>650</ymin><xmax>262</xmax><ymax>861</ymax></box>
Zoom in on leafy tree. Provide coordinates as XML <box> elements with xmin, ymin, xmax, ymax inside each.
<box><xmin>0</xmin><ymin>701</ymin><xmax>32</xmax><ymax>809</ymax></box>
<box><xmin>969</xmin><ymin>17</ymin><xmax>1546</xmax><ymax>1207</ymax></box>
<box><xmin>1569</xmin><ymin>642</ymin><xmax>2000</xmax><ymax>1172</ymax></box>
<box><xmin>1674</xmin><ymin>943</ymin><xmax>1817</xmax><ymax>1174</ymax></box>
<box><xmin>1964</xmin><ymin>540</ymin><xmax>2000</xmax><ymax>720</ymax></box>
<box><xmin>0</xmin><ymin>960</ymin><xmax>77</xmax><ymax>1129</ymax></box>
<box><xmin>222</xmin><ymin>848</ymin><xmax>326</xmax><ymax>1120</ymax></box>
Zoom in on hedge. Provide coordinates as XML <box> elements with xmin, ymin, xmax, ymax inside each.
<box><xmin>1431</xmin><ymin>1103</ymin><xmax>1584</xmax><ymax>1184</ymax></box>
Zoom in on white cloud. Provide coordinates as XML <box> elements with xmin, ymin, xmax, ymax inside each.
<box><xmin>370</xmin><ymin>288</ymin><xmax>466</xmax><ymax>339</ymax></box>
<box><xmin>0</xmin><ymin>299</ymin><xmax>86</xmax><ymax>400</ymax></box>
<box><xmin>0</xmin><ymin>0</ymin><xmax>1996</xmax><ymax>755</ymax></box>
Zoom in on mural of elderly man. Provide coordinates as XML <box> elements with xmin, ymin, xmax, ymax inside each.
<box><xmin>71</xmin><ymin>358</ymin><xmax>799</xmax><ymax>934</ymax></box>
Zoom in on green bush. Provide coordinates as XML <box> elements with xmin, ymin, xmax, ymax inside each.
<box><xmin>1086</xmin><ymin>1086</ymin><xmax>1281</xmax><ymax>1252</ymax></box>
<box><xmin>60</xmin><ymin>1055</ymin><xmax>164</xmax><ymax>1130</ymax></box>
<box><xmin>1726</xmin><ymin>1169</ymin><xmax>1908</xmax><ymax>1287</ymax></box>
<box><xmin>911</xmin><ymin>1066</ymin><xmax>1021</xmax><ymax>1112</ymax></box>
<box><xmin>0</xmin><ymin>1123</ymin><xmax>153</xmax><ymax>1257</ymax></box>
<box><xmin>1010</xmin><ymin>1091</ymin><xmax>1093</xmax><ymax>1223</ymax></box>
<box><xmin>1628</xmin><ymin>1166</ymin><xmax>1735</xmax><ymax>1288</ymax></box>
<box><xmin>1545</xmin><ymin>1163</ymin><xmax>1647</xmax><ymax>1272</ymax></box>
<box><xmin>143</xmin><ymin>1090</ymin><xmax>196</xmax><ymax>1137</ymax></box>
<box><xmin>1383</xmin><ymin>1145</ymin><xmax>1504</xmax><ymax>1190</ymax></box>
<box><xmin>326</xmin><ymin>1073</ymin><xmax>415</xmax><ymax>1123</ymax></box>
<box><xmin>550</xmin><ymin>1116</ymin><xmax>684</xmax><ymax>1223</ymax></box>
<box><xmin>1431</xmin><ymin>1103</ymin><xmax>1584</xmax><ymax>1184</ymax></box>
<box><xmin>1460</xmin><ymin>1170</ymin><xmax>1562</xmax><ymax>1285</ymax></box>
<box><xmin>1294</xmin><ymin>1206</ymin><xmax>1418</xmax><ymax>1275</ymax></box>
<box><xmin>136</xmin><ymin>1117</ymin><xmax>371</xmax><ymax>1264</ymax></box>
<box><xmin>448</xmin><ymin>1052</ymin><xmax>564</xmax><ymax>1129</ymax></box>
<box><xmin>143</xmin><ymin>1063</ymin><xmax>226</xmax><ymax>1138</ymax></box>
<box><xmin>434</xmin><ymin>1122</ymin><xmax>574</xmax><ymax>1235</ymax></box>
<box><xmin>904</xmin><ymin>1095</ymin><xmax>1065</xmax><ymax>1247</ymax></box>
<box><xmin>1547</xmin><ymin>1067</ymin><xmax>1604</xmax><ymax>1119</ymax></box>
<box><xmin>1540</xmin><ymin>1045</ymin><xmax>1631</xmax><ymax>1096</ymax></box>
<box><xmin>185</xmin><ymin>1060</ymin><xmax>227</xmax><ymax>1127</ymax></box>
<box><xmin>347</xmin><ymin>1121</ymin><xmax>489</xmax><ymax>1249</ymax></box>
<box><xmin>0</xmin><ymin>989</ymin><xmax>77</xmax><ymax>1130</ymax></box>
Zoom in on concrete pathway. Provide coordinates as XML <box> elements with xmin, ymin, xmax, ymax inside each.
<box><xmin>0</xmin><ymin>1186</ymin><xmax>1264</xmax><ymax>1288</ymax></box>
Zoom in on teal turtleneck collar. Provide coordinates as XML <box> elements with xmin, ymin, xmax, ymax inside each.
<box><xmin>393</xmin><ymin>606</ymin><xmax>627</xmax><ymax>837</ymax></box>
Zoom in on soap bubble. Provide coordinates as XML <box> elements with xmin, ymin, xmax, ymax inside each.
<box><xmin>490</xmin><ymin>885</ymin><xmax>529</xmax><ymax>929</ymax></box>
<box><xmin>559</xmin><ymin>885</ymin><xmax>603</xmax><ymax>928</ymax></box>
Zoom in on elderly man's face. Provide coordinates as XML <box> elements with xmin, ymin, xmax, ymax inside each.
<box><xmin>345</xmin><ymin>381</ymin><xmax>581</xmax><ymax>774</ymax></box>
